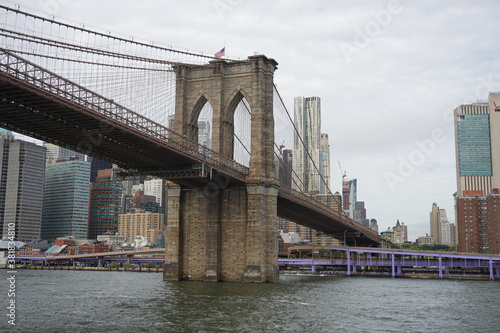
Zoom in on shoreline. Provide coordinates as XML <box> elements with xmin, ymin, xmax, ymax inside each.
<box><xmin>3</xmin><ymin>265</ymin><xmax>497</xmax><ymax>281</ymax></box>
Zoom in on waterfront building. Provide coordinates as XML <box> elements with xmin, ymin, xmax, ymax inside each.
<box><xmin>118</xmin><ymin>211</ymin><xmax>164</xmax><ymax>244</ymax></box>
<box><xmin>455</xmin><ymin>190</ymin><xmax>500</xmax><ymax>253</ymax></box>
<box><xmin>87</xmin><ymin>169</ymin><xmax>123</xmax><ymax>240</ymax></box>
<box><xmin>0</xmin><ymin>129</ymin><xmax>46</xmax><ymax>242</ymax></box>
<box><xmin>66</xmin><ymin>242</ymin><xmax>109</xmax><ymax>255</ymax></box>
<box><xmin>96</xmin><ymin>233</ymin><xmax>126</xmax><ymax>245</ymax></box>
<box><xmin>417</xmin><ymin>234</ymin><xmax>434</xmax><ymax>246</ymax></box>
<box><xmin>454</xmin><ymin>92</ymin><xmax>500</xmax><ymax>254</ymax></box>
<box><xmin>41</xmin><ymin>157</ymin><xmax>91</xmax><ymax>242</ymax></box>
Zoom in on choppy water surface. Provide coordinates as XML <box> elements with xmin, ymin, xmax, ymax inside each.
<box><xmin>1</xmin><ymin>270</ymin><xmax>499</xmax><ymax>332</ymax></box>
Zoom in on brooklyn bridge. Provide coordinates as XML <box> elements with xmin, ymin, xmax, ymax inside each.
<box><xmin>0</xmin><ymin>5</ymin><xmax>390</xmax><ymax>282</ymax></box>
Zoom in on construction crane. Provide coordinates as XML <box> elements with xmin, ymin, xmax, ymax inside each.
<box><xmin>338</xmin><ymin>161</ymin><xmax>347</xmax><ymax>182</ymax></box>
<box><xmin>279</xmin><ymin>140</ymin><xmax>285</xmax><ymax>153</ymax></box>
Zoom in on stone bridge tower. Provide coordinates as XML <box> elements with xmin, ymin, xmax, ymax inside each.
<box><xmin>164</xmin><ymin>55</ymin><xmax>279</xmax><ymax>282</ymax></box>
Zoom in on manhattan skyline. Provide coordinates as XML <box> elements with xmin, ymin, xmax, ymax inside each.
<box><xmin>5</xmin><ymin>0</ymin><xmax>500</xmax><ymax>240</ymax></box>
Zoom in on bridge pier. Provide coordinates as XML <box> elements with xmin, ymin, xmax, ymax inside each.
<box><xmin>164</xmin><ymin>182</ymin><xmax>279</xmax><ymax>282</ymax></box>
<box><xmin>164</xmin><ymin>54</ymin><xmax>279</xmax><ymax>282</ymax></box>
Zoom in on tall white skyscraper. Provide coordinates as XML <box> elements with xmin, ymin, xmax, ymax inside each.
<box><xmin>440</xmin><ymin>213</ymin><xmax>451</xmax><ymax>246</ymax></box>
<box><xmin>144</xmin><ymin>179</ymin><xmax>166</xmax><ymax>206</ymax></box>
<box><xmin>293</xmin><ymin>96</ymin><xmax>322</xmax><ymax>193</ymax></box>
<box><xmin>320</xmin><ymin>133</ymin><xmax>331</xmax><ymax>194</ymax></box>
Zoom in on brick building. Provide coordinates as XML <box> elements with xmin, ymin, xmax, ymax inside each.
<box><xmin>456</xmin><ymin>190</ymin><xmax>500</xmax><ymax>254</ymax></box>
<box><xmin>118</xmin><ymin>212</ymin><xmax>164</xmax><ymax>244</ymax></box>
<box><xmin>66</xmin><ymin>242</ymin><xmax>109</xmax><ymax>255</ymax></box>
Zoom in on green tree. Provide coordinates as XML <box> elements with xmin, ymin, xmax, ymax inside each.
<box><xmin>108</xmin><ymin>262</ymin><xmax>120</xmax><ymax>268</ymax></box>
<box><xmin>122</xmin><ymin>262</ymin><xmax>136</xmax><ymax>269</ymax></box>
<box><xmin>145</xmin><ymin>262</ymin><xmax>156</xmax><ymax>268</ymax></box>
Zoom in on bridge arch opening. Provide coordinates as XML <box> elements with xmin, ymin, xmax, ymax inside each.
<box><xmin>228</xmin><ymin>91</ymin><xmax>251</xmax><ymax>167</ymax></box>
<box><xmin>187</xmin><ymin>94</ymin><xmax>213</xmax><ymax>148</ymax></box>
<box><xmin>196</xmin><ymin>98</ymin><xmax>213</xmax><ymax>149</ymax></box>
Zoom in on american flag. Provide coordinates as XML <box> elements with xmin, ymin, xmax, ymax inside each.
<box><xmin>215</xmin><ymin>47</ymin><xmax>225</xmax><ymax>58</ymax></box>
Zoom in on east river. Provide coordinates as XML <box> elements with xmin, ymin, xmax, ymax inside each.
<box><xmin>1</xmin><ymin>269</ymin><xmax>499</xmax><ymax>332</ymax></box>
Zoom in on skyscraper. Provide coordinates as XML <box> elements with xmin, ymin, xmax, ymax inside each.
<box><xmin>430</xmin><ymin>203</ymin><xmax>441</xmax><ymax>244</ymax></box>
<box><xmin>454</xmin><ymin>93</ymin><xmax>500</xmax><ymax>194</ymax></box>
<box><xmin>342</xmin><ymin>179</ymin><xmax>350</xmax><ymax>211</ymax></box>
<box><xmin>88</xmin><ymin>169</ymin><xmax>123</xmax><ymax>239</ymax></box>
<box><xmin>291</xmin><ymin>96</ymin><xmax>336</xmax><ymax>245</ymax></box>
<box><xmin>454</xmin><ymin>92</ymin><xmax>500</xmax><ymax>253</ymax></box>
<box><xmin>439</xmin><ymin>209</ymin><xmax>451</xmax><ymax>246</ymax></box>
<box><xmin>342</xmin><ymin>178</ymin><xmax>357</xmax><ymax>218</ymax></box>
<box><xmin>430</xmin><ymin>203</ymin><xmax>451</xmax><ymax>245</ymax></box>
<box><xmin>293</xmin><ymin>96</ymin><xmax>322</xmax><ymax>193</ymax></box>
<box><xmin>353</xmin><ymin>201</ymin><xmax>369</xmax><ymax>227</ymax></box>
<box><xmin>198</xmin><ymin>119</ymin><xmax>211</xmax><ymax>148</ymax></box>
<box><xmin>144</xmin><ymin>179</ymin><xmax>166</xmax><ymax>207</ymax></box>
<box><xmin>42</xmin><ymin>157</ymin><xmax>91</xmax><ymax>241</ymax></box>
<box><xmin>369</xmin><ymin>218</ymin><xmax>379</xmax><ymax>233</ymax></box>
<box><xmin>43</xmin><ymin>143</ymin><xmax>85</xmax><ymax>163</ymax></box>
<box><xmin>348</xmin><ymin>179</ymin><xmax>357</xmax><ymax>218</ymax></box>
<box><xmin>0</xmin><ymin>130</ymin><xmax>46</xmax><ymax>242</ymax></box>
<box><xmin>320</xmin><ymin>133</ymin><xmax>331</xmax><ymax>194</ymax></box>
<box><xmin>89</xmin><ymin>157</ymin><xmax>113</xmax><ymax>184</ymax></box>
<box><xmin>276</xmin><ymin>148</ymin><xmax>292</xmax><ymax>187</ymax></box>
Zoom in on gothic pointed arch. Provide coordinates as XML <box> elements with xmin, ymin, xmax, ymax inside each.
<box><xmin>226</xmin><ymin>89</ymin><xmax>252</xmax><ymax>166</ymax></box>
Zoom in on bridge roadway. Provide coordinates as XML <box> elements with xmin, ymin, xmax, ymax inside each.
<box><xmin>0</xmin><ymin>49</ymin><xmax>384</xmax><ymax>247</ymax></box>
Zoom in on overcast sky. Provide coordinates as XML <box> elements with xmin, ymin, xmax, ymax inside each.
<box><xmin>7</xmin><ymin>0</ymin><xmax>500</xmax><ymax>240</ymax></box>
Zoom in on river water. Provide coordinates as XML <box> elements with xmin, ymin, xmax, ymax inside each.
<box><xmin>1</xmin><ymin>269</ymin><xmax>499</xmax><ymax>332</ymax></box>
